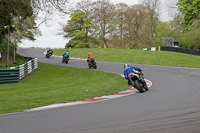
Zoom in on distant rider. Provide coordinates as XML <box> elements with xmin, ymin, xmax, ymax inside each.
<box><xmin>47</xmin><ymin>49</ymin><xmax>53</xmax><ymax>55</ymax></box>
<box><xmin>124</xmin><ymin>64</ymin><xmax>142</xmax><ymax>85</ymax></box>
<box><xmin>87</xmin><ymin>53</ymin><xmax>94</xmax><ymax>64</ymax></box>
<box><xmin>63</xmin><ymin>50</ymin><xmax>69</xmax><ymax>59</ymax></box>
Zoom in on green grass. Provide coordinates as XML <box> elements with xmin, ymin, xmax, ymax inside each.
<box><xmin>0</xmin><ymin>62</ymin><xmax>128</xmax><ymax>114</ymax></box>
<box><xmin>54</xmin><ymin>48</ymin><xmax>200</xmax><ymax>68</ymax></box>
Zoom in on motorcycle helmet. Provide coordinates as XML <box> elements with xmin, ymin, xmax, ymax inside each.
<box><xmin>66</xmin><ymin>50</ymin><xmax>69</xmax><ymax>52</ymax></box>
<box><xmin>88</xmin><ymin>53</ymin><xmax>91</xmax><ymax>55</ymax></box>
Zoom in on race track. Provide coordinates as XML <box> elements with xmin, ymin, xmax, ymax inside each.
<box><xmin>0</xmin><ymin>48</ymin><xmax>200</xmax><ymax>133</ymax></box>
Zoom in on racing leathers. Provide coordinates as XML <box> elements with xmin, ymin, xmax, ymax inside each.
<box><xmin>63</xmin><ymin>51</ymin><xmax>69</xmax><ymax>58</ymax></box>
<box><xmin>87</xmin><ymin>54</ymin><xmax>94</xmax><ymax>64</ymax></box>
<box><xmin>124</xmin><ymin>65</ymin><xmax>142</xmax><ymax>85</ymax></box>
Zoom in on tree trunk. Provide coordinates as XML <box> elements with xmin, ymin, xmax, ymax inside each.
<box><xmin>13</xmin><ymin>37</ymin><xmax>16</xmax><ymax>63</ymax></box>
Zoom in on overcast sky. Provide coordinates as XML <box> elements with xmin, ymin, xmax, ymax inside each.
<box><xmin>19</xmin><ymin>0</ymin><xmax>178</xmax><ymax>49</ymax></box>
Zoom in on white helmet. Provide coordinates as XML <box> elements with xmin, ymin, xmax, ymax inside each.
<box><xmin>88</xmin><ymin>53</ymin><xmax>91</xmax><ymax>55</ymax></box>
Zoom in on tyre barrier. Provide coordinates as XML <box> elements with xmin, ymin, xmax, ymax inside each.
<box><xmin>160</xmin><ymin>46</ymin><xmax>200</xmax><ymax>56</ymax></box>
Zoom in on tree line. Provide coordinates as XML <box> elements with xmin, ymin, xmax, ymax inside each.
<box><xmin>157</xmin><ymin>0</ymin><xmax>200</xmax><ymax>50</ymax></box>
<box><xmin>0</xmin><ymin>0</ymin><xmax>69</xmax><ymax>64</ymax></box>
<box><xmin>63</xmin><ymin>0</ymin><xmax>200</xmax><ymax>50</ymax></box>
<box><xmin>63</xmin><ymin>0</ymin><xmax>160</xmax><ymax>49</ymax></box>
<box><xmin>0</xmin><ymin>0</ymin><xmax>199</xmax><ymax>65</ymax></box>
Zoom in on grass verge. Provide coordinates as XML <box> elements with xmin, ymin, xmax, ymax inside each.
<box><xmin>0</xmin><ymin>62</ymin><xmax>128</xmax><ymax>114</ymax></box>
<box><xmin>54</xmin><ymin>48</ymin><xmax>200</xmax><ymax>68</ymax></box>
<box><xmin>0</xmin><ymin>54</ymin><xmax>29</xmax><ymax>68</ymax></box>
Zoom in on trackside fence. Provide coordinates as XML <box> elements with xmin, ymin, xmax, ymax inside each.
<box><xmin>143</xmin><ymin>46</ymin><xmax>161</xmax><ymax>51</ymax></box>
<box><xmin>160</xmin><ymin>46</ymin><xmax>200</xmax><ymax>56</ymax></box>
<box><xmin>0</xmin><ymin>68</ymin><xmax>19</xmax><ymax>84</ymax></box>
<box><xmin>143</xmin><ymin>46</ymin><xmax>200</xmax><ymax>56</ymax></box>
<box><xmin>18</xmin><ymin>58</ymin><xmax>38</xmax><ymax>79</ymax></box>
<box><xmin>0</xmin><ymin>58</ymin><xmax>38</xmax><ymax>84</ymax></box>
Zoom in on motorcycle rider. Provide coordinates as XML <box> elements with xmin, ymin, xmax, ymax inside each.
<box><xmin>124</xmin><ymin>64</ymin><xmax>148</xmax><ymax>91</ymax></box>
<box><xmin>63</xmin><ymin>50</ymin><xmax>69</xmax><ymax>59</ymax></box>
<box><xmin>47</xmin><ymin>49</ymin><xmax>53</xmax><ymax>55</ymax></box>
<box><xmin>87</xmin><ymin>53</ymin><xmax>94</xmax><ymax>64</ymax></box>
<box><xmin>124</xmin><ymin>64</ymin><xmax>142</xmax><ymax>85</ymax></box>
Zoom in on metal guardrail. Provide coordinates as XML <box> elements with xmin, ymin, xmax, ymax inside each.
<box><xmin>0</xmin><ymin>68</ymin><xmax>19</xmax><ymax>84</ymax></box>
<box><xmin>143</xmin><ymin>46</ymin><xmax>160</xmax><ymax>51</ymax></box>
<box><xmin>0</xmin><ymin>58</ymin><xmax>38</xmax><ymax>84</ymax></box>
<box><xmin>18</xmin><ymin>58</ymin><xmax>38</xmax><ymax>79</ymax></box>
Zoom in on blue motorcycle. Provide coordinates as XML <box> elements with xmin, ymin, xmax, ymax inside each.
<box><xmin>124</xmin><ymin>64</ymin><xmax>148</xmax><ymax>93</ymax></box>
<box><xmin>62</xmin><ymin>55</ymin><xmax>70</xmax><ymax>64</ymax></box>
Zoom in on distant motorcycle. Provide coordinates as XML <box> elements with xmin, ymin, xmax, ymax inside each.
<box><xmin>62</xmin><ymin>56</ymin><xmax>70</xmax><ymax>63</ymax></box>
<box><xmin>87</xmin><ymin>59</ymin><xmax>97</xmax><ymax>69</ymax></box>
<box><xmin>45</xmin><ymin>49</ymin><xmax>53</xmax><ymax>58</ymax></box>
<box><xmin>125</xmin><ymin>65</ymin><xmax>148</xmax><ymax>93</ymax></box>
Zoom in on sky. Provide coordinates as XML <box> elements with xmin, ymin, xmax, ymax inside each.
<box><xmin>19</xmin><ymin>0</ymin><xmax>178</xmax><ymax>49</ymax></box>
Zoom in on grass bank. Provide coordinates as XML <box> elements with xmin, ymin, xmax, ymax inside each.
<box><xmin>0</xmin><ymin>62</ymin><xmax>128</xmax><ymax>114</ymax></box>
<box><xmin>0</xmin><ymin>54</ymin><xmax>28</xmax><ymax>68</ymax></box>
<box><xmin>54</xmin><ymin>48</ymin><xmax>200</xmax><ymax>68</ymax></box>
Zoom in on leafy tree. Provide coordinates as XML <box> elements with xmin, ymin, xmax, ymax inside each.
<box><xmin>10</xmin><ymin>16</ymin><xmax>38</xmax><ymax>62</ymax></box>
<box><xmin>112</xmin><ymin>3</ymin><xmax>128</xmax><ymax>48</ymax></box>
<box><xmin>179</xmin><ymin>27</ymin><xmax>200</xmax><ymax>49</ymax></box>
<box><xmin>123</xmin><ymin>5</ymin><xmax>146</xmax><ymax>49</ymax></box>
<box><xmin>179</xmin><ymin>17</ymin><xmax>200</xmax><ymax>49</ymax></box>
<box><xmin>0</xmin><ymin>0</ymin><xmax>33</xmax><ymax>64</ymax></box>
<box><xmin>156</xmin><ymin>12</ymin><xmax>185</xmax><ymax>47</ymax></box>
<box><xmin>0</xmin><ymin>0</ymin><xmax>71</xmax><ymax>45</ymax></box>
<box><xmin>0</xmin><ymin>0</ymin><xmax>33</xmax><ymax>42</ymax></box>
<box><xmin>156</xmin><ymin>22</ymin><xmax>174</xmax><ymax>45</ymax></box>
<box><xmin>89</xmin><ymin>0</ymin><xmax>115</xmax><ymax>48</ymax></box>
<box><xmin>177</xmin><ymin>0</ymin><xmax>200</xmax><ymax>31</ymax></box>
<box><xmin>140</xmin><ymin>0</ymin><xmax>160</xmax><ymax>48</ymax></box>
<box><xmin>63</xmin><ymin>9</ymin><xmax>98</xmax><ymax>48</ymax></box>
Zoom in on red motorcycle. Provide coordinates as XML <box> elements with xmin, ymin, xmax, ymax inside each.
<box><xmin>87</xmin><ymin>58</ymin><xmax>97</xmax><ymax>69</ymax></box>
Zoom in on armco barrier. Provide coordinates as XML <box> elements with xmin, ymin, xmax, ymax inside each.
<box><xmin>0</xmin><ymin>58</ymin><xmax>38</xmax><ymax>84</ymax></box>
<box><xmin>18</xmin><ymin>58</ymin><xmax>38</xmax><ymax>79</ymax></box>
<box><xmin>143</xmin><ymin>46</ymin><xmax>160</xmax><ymax>51</ymax></box>
<box><xmin>161</xmin><ymin>46</ymin><xmax>200</xmax><ymax>56</ymax></box>
<box><xmin>0</xmin><ymin>68</ymin><xmax>19</xmax><ymax>84</ymax></box>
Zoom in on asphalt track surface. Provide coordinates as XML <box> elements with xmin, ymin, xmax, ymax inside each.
<box><xmin>0</xmin><ymin>48</ymin><xmax>200</xmax><ymax>133</ymax></box>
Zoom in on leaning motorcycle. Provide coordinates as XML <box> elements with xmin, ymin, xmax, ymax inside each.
<box><xmin>62</xmin><ymin>56</ymin><xmax>70</xmax><ymax>63</ymax></box>
<box><xmin>45</xmin><ymin>53</ymin><xmax>52</xmax><ymax>58</ymax></box>
<box><xmin>87</xmin><ymin>59</ymin><xmax>97</xmax><ymax>69</ymax></box>
<box><xmin>128</xmin><ymin>68</ymin><xmax>148</xmax><ymax>93</ymax></box>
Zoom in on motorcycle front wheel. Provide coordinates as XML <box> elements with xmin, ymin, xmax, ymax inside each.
<box><xmin>143</xmin><ymin>80</ymin><xmax>148</xmax><ymax>91</ymax></box>
<box><xmin>46</xmin><ymin>54</ymin><xmax>49</xmax><ymax>58</ymax></box>
<box><xmin>134</xmin><ymin>80</ymin><xmax>144</xmax><ymax>93</ymax></box>
<box><xmin>88</xmin><ymin>63</ymin><xmax>91</xmax><ymax>69</ymax></box>
<box><xmin>94</xmin><ymin>64</ymin><xmax>97</xmax><ymax>69</ymax></box>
